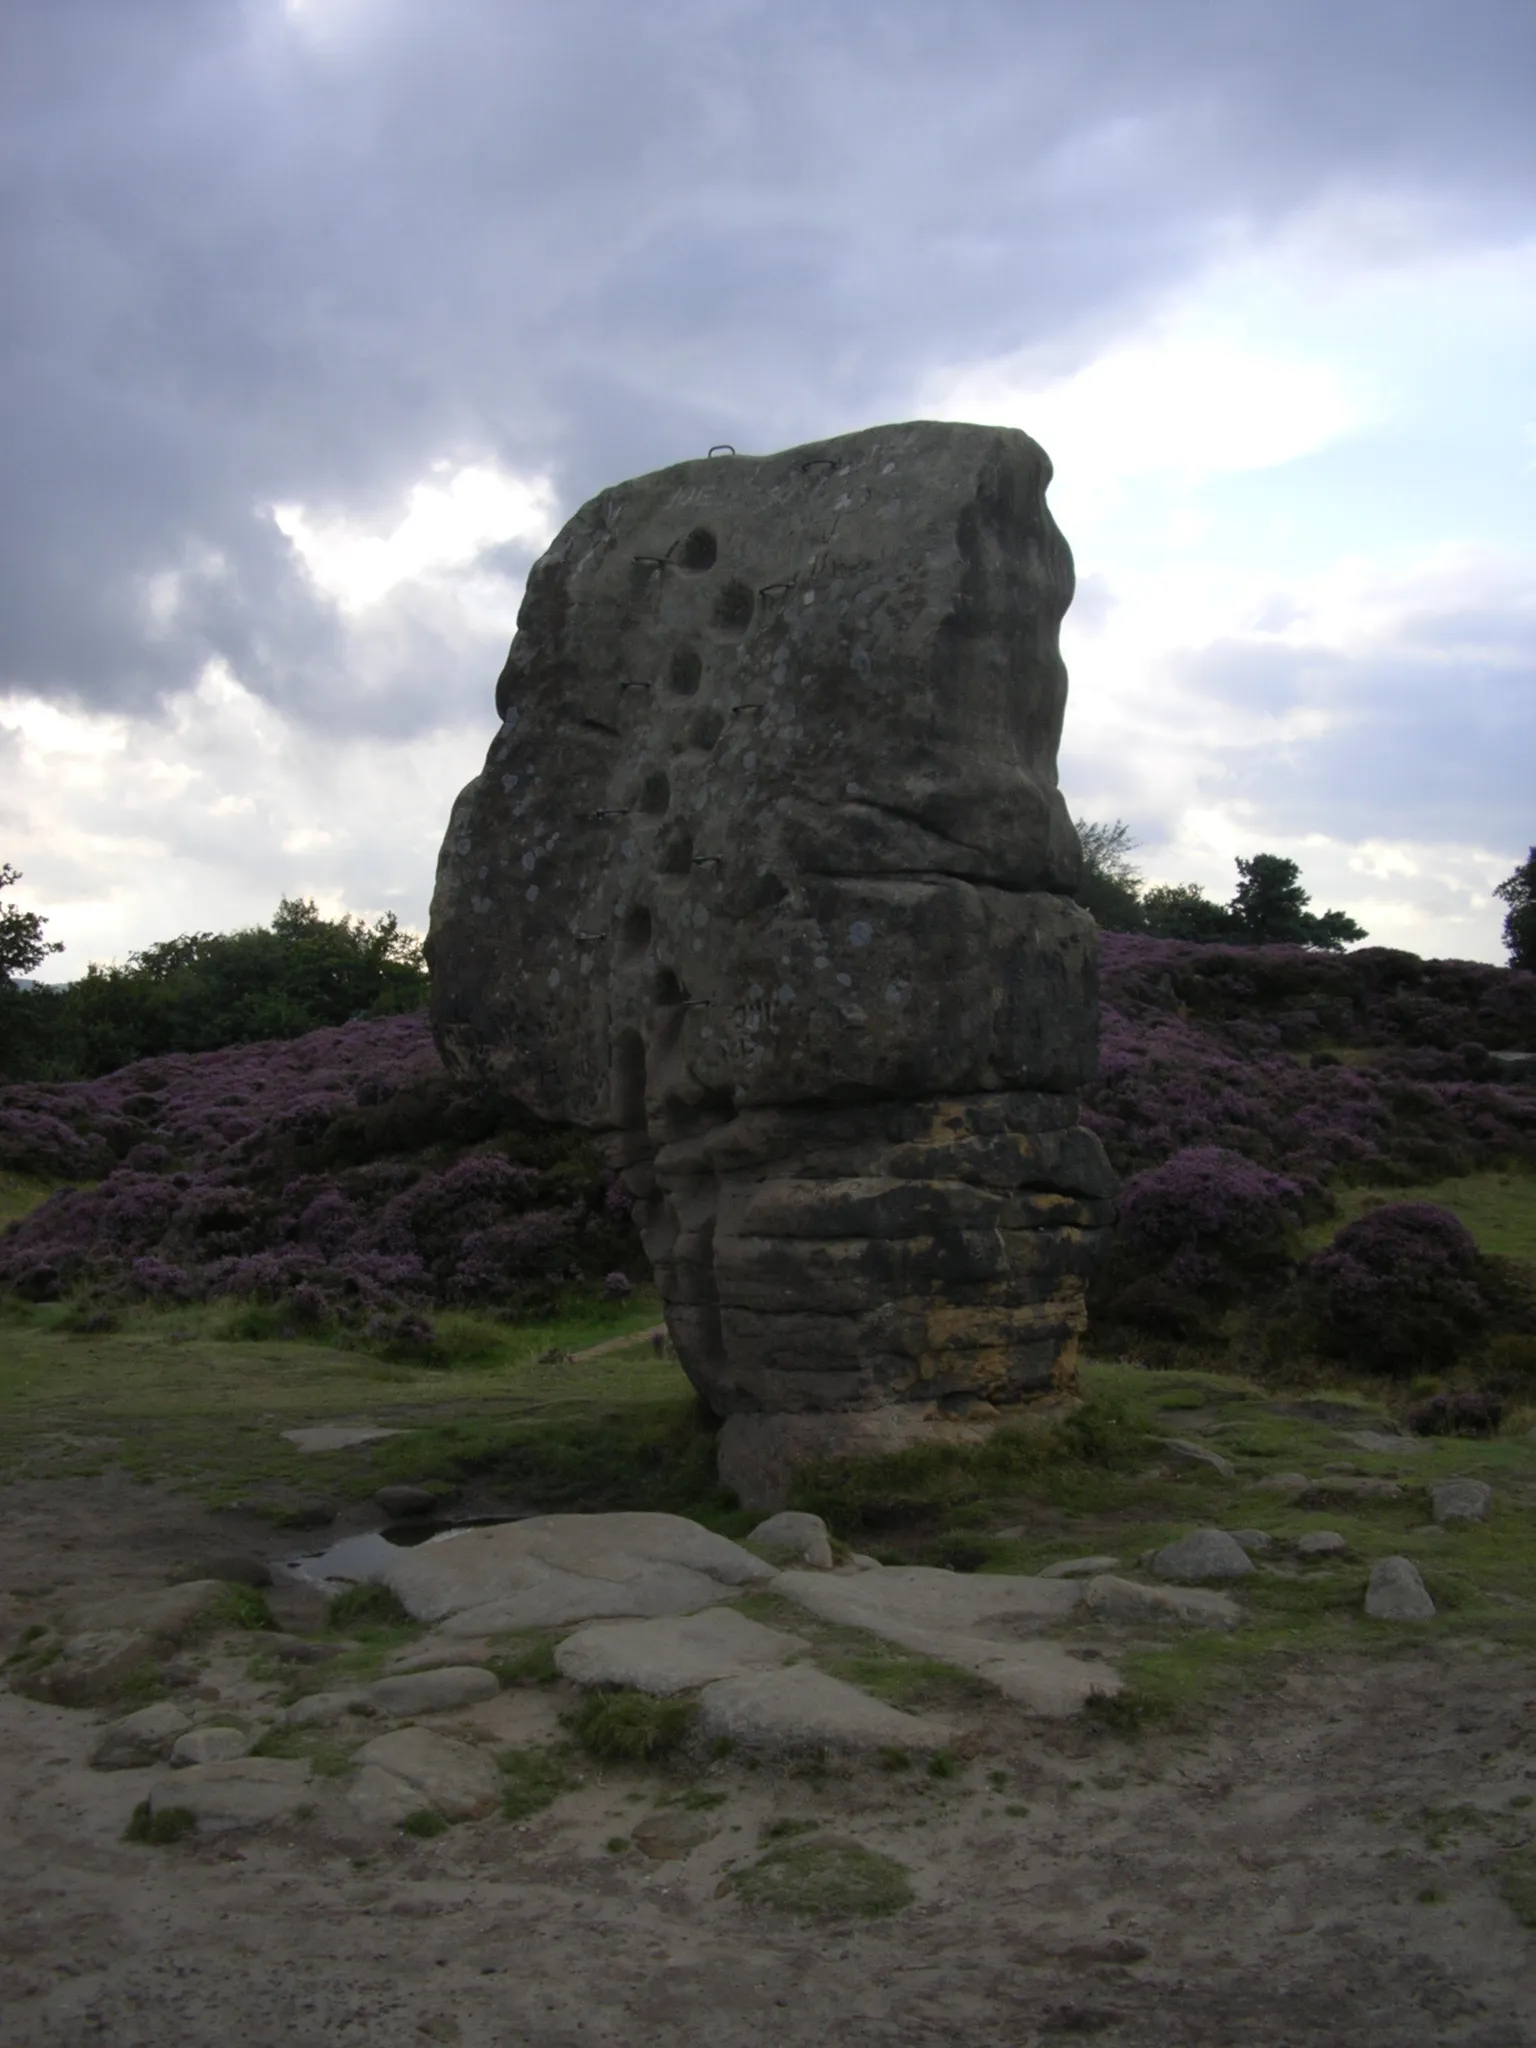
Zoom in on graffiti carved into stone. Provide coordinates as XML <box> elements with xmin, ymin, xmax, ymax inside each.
<box><xmin>429</xmin><ymin>421</ymin><xmax>1115</xmax><ymax>1504</ymax></box>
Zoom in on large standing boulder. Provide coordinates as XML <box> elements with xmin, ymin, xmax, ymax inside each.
<box><xmin>428</xmin><ymin>422</ymin><xmax>1112</xmax><ymax>1497</ymax></box>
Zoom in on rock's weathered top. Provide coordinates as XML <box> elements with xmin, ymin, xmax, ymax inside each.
<box><xmin>428</xmin><ymin>424</ymin><xmax>1113</xmax><ymax>1464</ymax></box>
<box><xmin>430</xmin><ymin>421</ymin><xmax>1092</xmax><ymax>1125</ymax></box>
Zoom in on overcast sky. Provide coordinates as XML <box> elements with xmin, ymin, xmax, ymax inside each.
<box><xmin>3</xmin><ymin>0</ymin><xmax>1533</xmax><ymax>972</ymax></box>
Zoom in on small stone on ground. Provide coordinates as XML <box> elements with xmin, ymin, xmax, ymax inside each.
<box><xmin>1295</xmin><ymin>1531</ymin><xmax>1347</xmax><ymax>1558</ymax></box>
<box><xmin>1038</xmin><ymin>1555</ymin><xmax>1120</xmax><ymax>1579</ymax></box>
<box><xmin>1365</xmin><ymin>1556</ymin><xmax>1435</xmax><ymax>1621</ymax></box>
<box><xmin>746</xmin><ymin>1511</ymin><xmax>834</xmax><ymax>1570</ymax></box>
<box><xmin>170</xmin><ymin>1725</ymin><xmax>252</xmax><ymax>1768</ymax></box>
<box><xmin>1224</xmin><ymin>1530</ymin><xmax>1273</xmax><ymax>1553</ymax></box>
<box><xmin>1431</xmin><ymin>1478</ymin><xmax>1493</xmax><ymax>1525</ymax></box>
<box><xmin>1151</xmin><ymin>1530</ymin><xmax>1255</xmax><ymax>1582</ymax></box>
<box><xmin>90</xmin><ymin>1700</ymin><xmax>191</xmax><ymax>1771</ymax></box>
<box><xmin>631</xmin><ymin>1809</ymin><xmax>716</xmax><ymax>1860</ymax></box>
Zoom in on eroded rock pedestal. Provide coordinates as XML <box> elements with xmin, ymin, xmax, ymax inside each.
<box><xmin>428</xmin><ymin>420</ymin><xmax>1115</xmax><ymax>1505</ymax></box>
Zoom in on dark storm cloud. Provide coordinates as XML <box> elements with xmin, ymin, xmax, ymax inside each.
<box><xmin>3</xmin><ymin>0</ymin><xmax>1534</xmax><ymax>734</ymax></box>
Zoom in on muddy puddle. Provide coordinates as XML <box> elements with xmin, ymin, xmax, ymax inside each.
<box><xmin>275</xmin><ymin>1514</ymin><xmax>526</xmax><ymax>1587</ymax></box>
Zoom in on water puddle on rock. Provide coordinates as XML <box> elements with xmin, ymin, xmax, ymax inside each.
<box><xmin>276</xmin><ymin>1516</ymin><xmax>526</xmax><ymax>1587</ymax></box>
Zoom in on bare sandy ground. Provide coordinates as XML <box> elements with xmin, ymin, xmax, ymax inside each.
<box><xmin>2</xmin><ymin>1473</ymin><xmax>1534</xmax><ymax>2048</ymax></box>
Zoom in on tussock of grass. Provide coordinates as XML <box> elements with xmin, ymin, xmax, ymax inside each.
<box><xmin>399</xmin><ymin>1808</ymin><xmax>450</xmax><ymax>1839</ymax></box>
<box><xmin>200</xmin><ymin>1583</ymin><xmax>274</xmax><ymax>1634</ymax></box>
<box><xmin>124</xmin><ymin>1801</ymin><xmax>196</xmax><ymax>1845</ymax></box>
<box><xmin>488</xmin><ymin>1635</ymin><xmax>561</xmax><ymax>1686</ymax></box>
<box><xmin>564</xmin><ymin>1689</ymin><xmax>696</xmax><ymax>1761</ymax></box>
<box><xmin>734</xmin><ymin>1838</ymin><xmax>913</xmax><ymax>1917</ymax></box>
<box><xmin>326</xmin><ymin>1583</ymin><xmax>410</xmax><ymax>1632</ymax></box>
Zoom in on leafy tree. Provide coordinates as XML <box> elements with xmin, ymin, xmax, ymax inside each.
<box><xmin>2</xmin><ymin>897</ymin><xmax>429</xmax><ymax>1080</ymax></box>
<box><xmin>1227</xmin><ymin>853</ymin><xmax>1365</xmax><ymax>951</ymax></box>
<box><xmin>1494</xmin><ymin>847</ymin><xmax>1536</xmax><ymax>969</ymax></box>
<box><xmin>1141</xmin><ymin>881</ymin><xmax>1236</xmax><ymax>942</ymax></box>
<box><xmin>1073</xmin><ymin>817</ymin><xmax>1146</xmax><ymax>932</ymax></box>
<box><xmin>0</xmin><ymin>864</ymin><xmax>63</xmax><ymax>983</ymax></box>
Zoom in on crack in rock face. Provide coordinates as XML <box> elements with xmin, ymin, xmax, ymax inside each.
<box><xmin>427</xmin><ymin>421</ymin><xmax>1115</xmax><ymax>1500</ymax></box>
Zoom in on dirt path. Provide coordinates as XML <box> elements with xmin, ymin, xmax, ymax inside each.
<box><xmin>3</xmin><ymin>1475</ymin><xmax>1535</xmax><ymax>2048</ymax></box>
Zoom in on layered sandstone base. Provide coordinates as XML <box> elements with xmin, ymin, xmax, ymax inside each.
<box><xmin>617</xmin><ymin>1091</ymin><xmax>1115</xmax><ymax>1506</ymax></box>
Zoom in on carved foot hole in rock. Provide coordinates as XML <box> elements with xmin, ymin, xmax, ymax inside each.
<box><xmin>652</xmin><ymin>967</ymin><xmax>686</xmax><ymax>1007</ymax></box>
<box><xmin>610</xmin><ymin>1029</ymin><xmax>646</xmax><ymax>1128</ymax></box>
<box><xmin>675</xmin><ymin>527</ymin><xmax>718</xmax><ymax>573</ymax></box>
<box><xmin>668</xmin><ymin>646</ymin><xmax>703</xmax><ymax>695</ymax></box>
<box><xmin>636</xmin><ymin>771</ymin><xmax>670</xmax><ymax>816</ymax></box>
<box><xmin>688</xmin><ymin>709</ymin><xmax>725</xmax><ymax>751</ymax></box>
<box><xmin>712</xmin><ymin>579</ymin><xmax>755</xmax><ymax>636</ymax></box>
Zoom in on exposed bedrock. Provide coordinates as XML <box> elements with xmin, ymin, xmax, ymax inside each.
<box><xmin>427</xmin><ymin>419</ymin><xmax>1115</xmax><ymax>1499</ymax></box>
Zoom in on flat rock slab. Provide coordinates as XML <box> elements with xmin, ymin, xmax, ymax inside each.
<box><xmin>1163</xmin><ymin>1438</ymin><xmax>1238</xmax><ymax>1478</ymax></box>
<box><xmin>365</xmin><ymin>1666</ymin><xmax>500</xmax><ymax>1717</ymax></box>
<box><xmin>354</xmin><ymin>1727</ymin><xmax>502</xmax><ymax>1820</ymax></box>
<box><xmin>378</xmin><ymin>1512</ymin><xmax>776</xmax><ymax>1634</ymax></box>
<box><xmin>1152</xmin><ymin>1531</ymin><xmax>1255</xmax><ymax>1583</ymax></box>
<box><xmin>1365</xmin><ymin>1555</ymin><xmax>1435</xmax><ymax>1621</ymax></box>
<box><xmin>282</xmin><ymin>1425</ymin><xmax>403</xmax><ymax>1453</ymax></box>
<box><xmin>280</xmin><ymin>1690</ymin><xmax>374</xmax><ymax>1729</ymax></box>
<box><xmin>1431</xmin><ymin>1478</ymin><xmax>1493</xmax><ymax>1525</ymax></box>
<box><xmin>72</xmin><ymin>1580</ymin><xmax>227</xmax><ymax>1644</ymax></box>
<box><xmin>1297</xmin><ymin>1477</ymin><xmax>1403</xmax><ymax>1507</ymax></box>
<box><xmin>1080</xmin><ymin>1575</ymin><xmax>1243</xmax><ymax>1630</ymax></box>
<box><xmin>91</xmin><ymin>1700</ymin><xmax>191</xmax><ymax>1771</ymax></box>
<box><xmin>697</xmin><ymin>1664</ymin><xmax>953</xmax><ymax>1755</ymax></box>
<box><xmin>148</xmin><ymin>1758</ymin><xmax>312</xmax><ymax>1834</ymax></box>
<box><xmin>631</xmin><ymin>1809</ymin><xmax>717</xmax><ymax>1860</ymax></box>
<box><xmin>554</xmin><ymin>1608</ymin><xmax>807</xmax><ymax>1696</ymax></box>
<box><xmin>21</xmin><ymin>1628</ymin><xmax>159</xmax><ymax>1707</ymax></box>
<box><xmin>1038</xmin><ymin>1555</ymin><xmax>1121</xmax><ymax>1580</ymax></box>
<box><xmin>1343</xmin><ymin>1431</ymin><xmax>1429</xmax><ymax>1455</ymax></box>
<box><xmin>775</xmin><ymin>1566</ymin><xmax>1080</xmax><ymax>1643</ymax></box>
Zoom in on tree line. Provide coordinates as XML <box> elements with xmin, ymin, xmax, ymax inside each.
<box><xmin>2</xmin><ymin>839</ymin><xmax>1532</xmax><ymax>1082</ymax></box>
<box><xmin>0</xmin><ymin>874</ymin><xmax>428</xmax><ymax>1081</ymax></box>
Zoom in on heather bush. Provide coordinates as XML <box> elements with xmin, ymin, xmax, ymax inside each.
<box><xmin>1305</xmin><ymin>1202</ymin><xmax>1488</xmax><ymax>1376</ymax></box>
<box><xmin>1115</xmin><ymin>1145</ymin><xmax>1309</xmax><ymax>1298</ymax></box>
<box><xmin>0</xmin><ymin>1012</ymin><xmax>637</xmax><ymax>1323</ymax></box>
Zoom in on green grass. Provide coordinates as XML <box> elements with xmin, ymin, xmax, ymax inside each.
<box><xmin>327</xmin><ymin>1584</ymin><xmax>411</xmax><ymax>1632</ymax></box>
<box><xmin>734</xmin><ymin>1839</ymin><xmax>914</xmax><ymax>1917</ymax></box>
<box><xmin>820</xmin><ymin>1649</ymin><xmax>991</xmax><ymax>1715</ymax></box>
<box><xmin>0</xmin><ymin>1169</ymin><xmax>67</xmax><ymax>1229</ymax></box>
<box><xmin>124</xmin><ymin>1801</ymin><xmax>196</xmax><ymax>1845</ymax></box>
<box><xmin>0</xmin><ymin>1292</ymin><xmax>686</xmax><ymax>1502</ymax></box>
<box><xmin>400</xmin><ymin>1808</ymin><xmax>450</xmax><ymax>1839</ymax></box>
<box><xmin>565</xmin><ymin>1689</ymin><xmax>697</xmax><ymax>1762</ymax></box>
<box><xmin>488</xmin><ymin>1635</ymin><xmax>562</xmax><ymax>1687</ymax></box>
<box><xmin>1307</xmin><ymin>1167</ymin><xmax>1536</xmax><ymax>1266</ymax></box>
